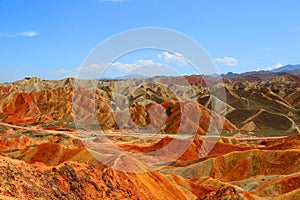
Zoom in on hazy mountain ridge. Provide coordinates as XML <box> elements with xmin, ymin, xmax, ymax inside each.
<box><xmin>271</xmin><ymin>64</ymin><xmax>300</xmax><ymax>72</ymax></box>
<box><xmin>221</xmin><ymin>64</ymin><xmax>300</xmax><ymax>80</ymax></box>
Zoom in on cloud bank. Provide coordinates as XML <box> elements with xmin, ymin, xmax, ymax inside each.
<box><xmin>0</xmin><ymin>31</ymin><xmax>39</xmax><ymax>38</ymax></box>
<box><xmin>214</xmin><ymin>56</ymin><xmax>238</xmax><ymax>66</ymax></box>
<box><xmin>257</xmin><ymin>63</ymin><xmax>283</xmax><ymax>71</ymax></box>
<box><xmin>158</xmin><ymin>51</ymin><xmax>189</xmax><ymax>66</ymax></box>
<box><xmin>20</xmin><ymin>31</ymin><xmax>39</xmax><ymax>37</ymax></box>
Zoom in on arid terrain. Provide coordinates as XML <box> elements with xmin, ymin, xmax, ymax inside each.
<box><xmin>1</xmin><ymin>72</ymin><xmax>300</xmax><ymax>199</ymax></box>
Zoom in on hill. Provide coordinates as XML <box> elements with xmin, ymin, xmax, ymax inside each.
<box><xmin>1</xmin><ymin>73</ymin><xmax>300</xmax><ymax>199</ymax></box>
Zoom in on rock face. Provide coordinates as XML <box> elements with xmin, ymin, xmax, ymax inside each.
<box><xmin>2</xmin><ymin>133</ymin><xmax>300</xmax><ymax>199</ymax></box>
<box><xmin>1</xmin><ymin>73</ymin><xmax>300</xmax><ymax>199</ymax></box>
<box><xmin>0</xmin><ymin>87</ymin><xmax>74</xmax><ymax>124</ymax></box>
<box><xmin>2</xmin><ymin>75</ymin><xmax>300</xmax><ymax>136</ymax></box>
<box><xmin>223</xmin><ymin>75</ymin><xmax>300</xmax><ymax>136</ymax></box>
<box><xmin>0</xmin><ymin>154</ymin><xmax>193</xmax><ymax>200</ymax></box>
<box><xmin>0</xmin><ymin>78</ymin><xmax>238</xmax><ymax>136</ymax></box>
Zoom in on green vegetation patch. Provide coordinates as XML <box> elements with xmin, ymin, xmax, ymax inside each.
<box><xmin>0</xmin><ymin>125</ymin><xmax>8</xmax><ymax>132</ymax></box>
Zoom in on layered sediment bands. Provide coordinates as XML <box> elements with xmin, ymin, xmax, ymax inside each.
<box><xmin>228</xmin><ymin>109</ymin><xmax>300</xmax><ymax>133</ymax></box>
<box><xmin>0</xmin><ymin>87</ymin><xmax>74</xmax><ymax>124</ymax></box>
<box><xmin>1</xmin><ymin>74</ymin><xmax>300</xmax><ymax>199</ymax></box>
<box><xmin>2</xmin><ymin>75</ymin><xmax>300</xmax><ymax>135</ymax></box>
<box><xmin>0</xmin><ymin>154</ymin><xmax>194</xmax><ymax>200</ymax></box>
<box><xmin>0</xmin><ymin>83</ymin><xmax>237</xmax><ymax>136</ymax></box>
<box><xmin>250</xmin><ymin>173</ymin><xmax>300</xmax><ymax>197</ymax></box>
<box><xmin>128</xmin><ymin>99</ymin><xmax>238</xmax><ymax>135</ymax></box>
<box><xmin>0</xmin><ymin>135</ymin><xmax>29</xmax><ymax>151</ymax></box>
<box><xmin>118</xmin><ymin>138</ymin><xmax>254</xmax><ymax>166</ymax></box>
<box><xmin>162</xmin><ymin>149</ymin><xmax>300</xmax><ymax>181</ymax></box>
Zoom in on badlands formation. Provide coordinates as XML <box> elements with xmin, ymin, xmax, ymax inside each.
<box><xmin>0</xmin><ymin>73</ymin><xmax>300</xmax><ymax>199</ymax></box>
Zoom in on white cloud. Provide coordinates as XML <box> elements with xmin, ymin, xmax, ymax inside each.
<box><xmin>111</xmin><ymin>60</ymin><xmax>177</xmax><ymax>77</ymax></box>
<box><xmin>257</xmin><ymin>63</ymin><xmax>283</xmax><ymax>71</ymax></box>
<box><xmin>158</xmin><ymin>51</ymin><xmax>189</xmax><ymax>66</ymax></box>
<box><xmin>48</xmin><ymin>69</ymin><xmax>76</xmax><ymax>77</ymax></box>
<box><xmin>0</xmin><ymin>31</ymin><xmax>39</xmax><ymax>38</ymax></box>
<box><xmin>54</xmin><ymin>59</ymin><xmax>177</xmax><ymax>79</ymax></box>
<box><xmin>0</xmin><ymin>32</ymin><xmax>16</xmax><ymax>38</ymax></box>
<box><xmin>214</xmin><ymin>56</ymin><xmax>238</xmax><ymax>66</ymax></box>
<box><xmin>114</xmin><ymin>59</ymin><xmax>162</xmax><ymax>71</ymax></box>
<box><xmin>79</xmin><ymin>60</ymin><xmax>163</xmax><ymax>73</ymax></box>
<box><xmin>76</xmin><ymin>63</ymin><xmax>106</xmax><ymax>72</ymax></box>
<box><xmin>20</xmin><ymin>31</ymin><xmax>39</xmax><ymax>37</ymax></box>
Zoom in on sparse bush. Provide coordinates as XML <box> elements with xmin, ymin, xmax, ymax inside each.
<box><xmin>5</xmin><ymin>180</ymin><xmax>12</xmax><ymax>186</ymax></box>
<box><xmin>71</xmin><ymin>181</ymin><xmax>79</xmax><ymax>190</ymax></box>
<box><xmin>43</xmin><ymin>170</ymin><xmax>50</xmax><ymax>176</ymax></box>
<box><xmin>106</xmin><ymin>188</ymin><xmax>111</xmax><ymax>196</ymax></box>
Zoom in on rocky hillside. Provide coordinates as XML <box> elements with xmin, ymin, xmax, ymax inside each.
<box><xmin>2</xmin><ymin>74</ymin><xmax>300</xmax><ymax>136</ymax></box>
<box><xmin>1</xmin><ymin>73</ymin><xmax>300</xmax><ymax>199</ymax></box>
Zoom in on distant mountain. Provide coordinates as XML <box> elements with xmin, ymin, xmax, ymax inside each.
<box><xmin>116</xmin><ymin>74</ymin><xmax>150</xmax><ymax>80</ymax></box>
<box><xmin>271</xmin><ymin>64</ymin><xmax>300</xmax><ymax>72</ymax></box>
<box><xmin>221</xmin><ymin>70</ymin><xmax>289</xmax><ymax>81</ymax></box>
<box><xmin>220</xmin><ymin>64</ymin><xmax>300</xmax><ymax>81</ymax></box>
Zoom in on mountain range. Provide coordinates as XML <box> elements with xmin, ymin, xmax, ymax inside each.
<box><xmin>1</xmin><ymin>69</ymin><xmax>300</xmax><ymax>199</ymax></box>
<box><xmin>271</xmin><ymin>64</ymin><xmax>300</xmax><ymax>72</ymax></box>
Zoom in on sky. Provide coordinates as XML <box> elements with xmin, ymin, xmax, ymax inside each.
<box><xmin>0</xmin><ymin>0</ymin><xmax>300</xmax><ymax>82</ymax></box>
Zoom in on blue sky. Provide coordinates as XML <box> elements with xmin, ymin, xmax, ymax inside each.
<box><xmin>0</xmin><ymin>0</ymin><xmax>300</xmax><ymax>82</ymax></box>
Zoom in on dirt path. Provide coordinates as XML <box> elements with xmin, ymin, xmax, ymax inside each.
<box><xmin>0</xmin><ymin>122</ymin><xmax>79</xmax><ymax>139</ymax></box>
<box><xmin>0</xmin><ymin>122</ymin><xmax>289</xmax><ymax>141</ymax></box>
